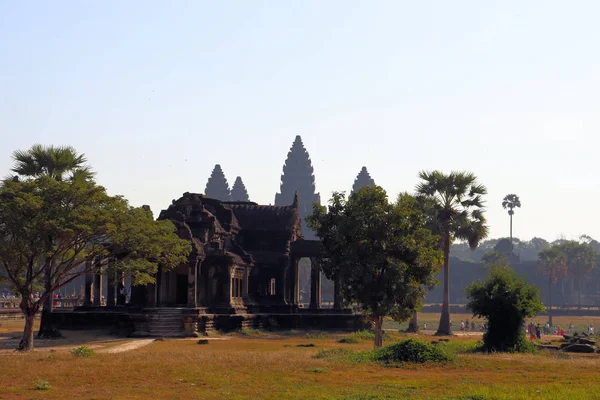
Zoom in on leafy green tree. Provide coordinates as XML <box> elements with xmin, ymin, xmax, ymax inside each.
<box><xmin>307</xmin><ymin>187</ymin><xmax>443</xmax><ymax>348</ymax></box>
<box><xmin>416</xmin><ymin>170</ymin><xmax>488</xmax><ymax>335</ymax></box>
<box><xmin>557</xmin><ymin>241</ymin><xmax>597</xmax><ymax>308</ymax></box>
<box><xmin>502</xmin><ymin>194</ymin><xmax>521</xmax><ymax>243</ymax></box>
<box><xmin>0</xmin><ymin>178</ymin><xmax>191</xmax><ymax>351</ymax></box>
<box><xmin>481</xmin><ymin>250</ymin><xmax>509</xmax><ymax>269</ymax></box>
<box><xmin>466</xmin><ymin>267</ymin><xmax>544</xmax><ymax>352</ymax></box>
<box><xmin>7</xmin><ymin>144</ymin><xmax>95</xmax><ymax>337</ymax></box>
<box><xmin>537</xmin><ymin>247</ymin><xmax>567</xmax><ymax>326</ymax></box>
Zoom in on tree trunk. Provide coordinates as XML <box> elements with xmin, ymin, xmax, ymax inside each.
<box><xmin>37</xmin><ymin>265</ymin><xmax>62</xmax><ymax>339</ymax></box>
<box><xmin>548</xmin><ymin>277</ymin><xmax>553</xmax><ymax>327</ymax></box>
<box><xmin>509</xmin><ymin>214</ymin><xmax>513</xmax><ymax>244</ymax></box>
<box><xmin>407</xmin><ymin>310</ymin><xmax>419</xmax><ymax>333</ymax></box>
<box><xmin>18</xmin><ymin>307</ymin><xmax>37</xmax><ymax>351</ymax></box>
<box><xmin>373</xmin><ymin>315</ymin><xmax>384</xmax><ymax>348</ymax></box>
<box><xmin>436</xmin><ymin>232</ymin><xmax>452</xmax><ymax>335</ymax></box>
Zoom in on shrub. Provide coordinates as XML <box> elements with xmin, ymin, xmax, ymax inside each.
<box><xmin>33</xmin><ymin>379</ymin><xmax>51</xmax><ymax>390</ymax></box>
<box><xmin>466</xmin><ymin>267</ymin><xmax>544</xmax><ymax>353</ymax></box>
<box><xmin>237</xmin><ymin>328</ymin><xmax>262</xmax><ymax>336</ymax></box>
<box><xmin>372</xmin><ymin>339</ymin><xmax>450</xmax><ymax>364</ymax></box>
<box><xmin>297</xmin><ymin>343</ymin><xmax>316</xmax><ymax>347</ymax></box>
<box><xmin>337</xmin><ymin>337</ymin><xmax>360</xmax><ymax>344</ymax></box>
<box><xmin>71</xmin><ymin>346</ymin><xmax>95</xmax><ymax>358</ymax></box>
<box><xmin>352</xmin><ymin>329</ymin><xmax>391</xmax><ymax>341</ymax></box>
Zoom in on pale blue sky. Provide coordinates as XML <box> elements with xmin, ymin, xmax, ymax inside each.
<box><xmin>1</xmin><ymin>1</ymin><xmax>599</xmax><ymax>241</ymax></box>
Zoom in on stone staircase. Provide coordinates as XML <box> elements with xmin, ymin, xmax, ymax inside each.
<box><xmin>146</xmin><ymin>308</ymin><xmax>185</xmax><ymax>337</ymax></box>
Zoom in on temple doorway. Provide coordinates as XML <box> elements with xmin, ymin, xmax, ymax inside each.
<box><xmin>176</xmin><ymin>274</ymin><xmax>188</xmax><ymax>305</ymax></box>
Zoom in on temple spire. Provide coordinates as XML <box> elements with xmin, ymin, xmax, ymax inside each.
<box><xmin>230</xmin><ymin>176</ymin><xmax>250</xmax><ymax>202</ymax></box>
<box><xmin>204</xmin><ymin>164</ymin><xmax>231</xmax><ymax>201</ymax></box>
<box><xmin>351</xmin><ymin>166</ymin><xmax>376</xmax><ymax>195</ymax></box>
<box><xmin>274</xmin><ymin>135</ymin><xmax>320</xmax><ymax>239</ymax></box>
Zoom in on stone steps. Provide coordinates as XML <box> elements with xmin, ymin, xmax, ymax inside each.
<box><xmin>145</xmin><ymin>309</ymin><xmax>185</xmax><ymax>337</ymax></box>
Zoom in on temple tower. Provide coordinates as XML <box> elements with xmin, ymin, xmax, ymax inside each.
<box><xmin>230</xmin><ymin>176</ymin><xmax>250</xmax><ymax>202</ymax></box>
<box><xmin>351</xmin><ymin>166</ymin><xmax>376</xmax><ymax>195</ymax></box>
<box><xmin>204</xmin><ymin>164</ymin><xmax>231</xmax><ymax>201</ymax></box>
<box><xmin>275</xmin><ymin>135</ymin><xmax>320</xmax><ymax>239</ymax></box>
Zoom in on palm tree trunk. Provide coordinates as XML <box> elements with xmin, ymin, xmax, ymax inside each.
<box><xmin>436</xmin><ymin>232</ymin><xmax>452</xmax><ymax>335</ymax></box>
<box><xmin>407</xmin><ymin>310</ymin><xmax>419</xmax><ymax>333</ymax></box>
<box><xmin>548</xmin><ymin>277</ymin><xmax>553</xmax><ymax>326</ymax></box>
<box><xmin>509</xmin><ymin>214</ymin><xmax>513</xmax><ymax>244</ymax></box>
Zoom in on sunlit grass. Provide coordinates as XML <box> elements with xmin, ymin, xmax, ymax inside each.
<box><xmin>1</xmin><ymin>327</ymin><xmax>600</xmax><ymax>399</ymax></box>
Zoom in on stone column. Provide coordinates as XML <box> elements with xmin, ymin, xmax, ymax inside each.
<box><xmin>293</xmin><ymin>258</ymin><xmax>300</xmax><ymax>305</ymax></box>
<box><xmin>309</xmin><ymin>258</ymin><xmax>322</xmax><ymax>309</ymax></box>
<box><xmin>116</xmin><ymin>273</ymin><xmax>126</xmax><ymax>305</ymax></box>
<box><xmin>156</xmin><ymin>266</ymin><xmax>163</xmax><ymax>306</ymax></box>
<box><xmin>188</xmin><ymin>261</ymin><xmax>198</xmax><ymax>308</ymax></box>
<box><xmin>243</xmin><ymin>266</ymin><xmax>250</xmax><ymax>300</ymax></box>
<box><xmin>106</xmin><ymin>272</ymin><xmax>116</xmax><ymax>307</ymax></box>
<box><xmin>84</xmin><ymin>272</ymin><xmax>93</xmax><ymax>306</ymax></box>
<box><xmin>92</xmin><ymin>271</ymin><xmax>103</xmax><ymax>306</ymax></box>
<box><xmin>333</xmin><ymin>273</ymin><xmax>342</xmax><ymax>310</ymax></box>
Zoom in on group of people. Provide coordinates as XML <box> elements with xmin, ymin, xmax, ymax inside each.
<box><xmin>459</xmin><ymin>319</ymin><xmax>486</xmax><ymax>332</ymax></box>
<box><xmin>526</xmin><ymin>321</ymin><xmax>596</xmax><ymax>340</ymax></box>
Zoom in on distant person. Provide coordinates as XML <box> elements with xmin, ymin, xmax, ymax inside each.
<box><xmin>460</xmin><ymin>320</ymin><xmax>465</xmax><ymax>332</ymax></box>
<box><xmin>465</xmin><ymin>319</ymin><xmax>470</xmax><ymax>332</ymax></box>
<box><xmin>471</xmin><ymin>321</ymin><xmax>475</xmax><ymax>331</ymax></box>
<box><xmin>568</xmin><ymin>323</ymin><xmax>574</xmax><ymax>334</ymax></box>
<box><xmin>423</xmin><ymin>323</ymin><xmax>428</xmax><ymax>330</ymax></box>
<box><xmin>536</xmin><ymin>323</ymin><xmax>542</xmax><ymax>339</ymax></box>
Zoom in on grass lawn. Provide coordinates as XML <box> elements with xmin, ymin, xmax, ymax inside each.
<box><xmin>1</xmin><ymin>314</ymin><xmax>600</xmax><ymax>399</ymax></box>
<box><xmin>386</xmin><ymin>312</ymin><xmax>600</xmax><ymax>334</ymax></box>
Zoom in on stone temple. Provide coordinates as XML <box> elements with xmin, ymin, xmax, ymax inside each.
<box><xmin>54</xmin><ymin>136</ymin><xmax>372</xmax><ymax>337</ymax></box>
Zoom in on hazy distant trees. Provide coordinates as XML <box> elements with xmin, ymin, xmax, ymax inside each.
<box><xmin>537</xmin><ymin>247</ymin><xmax>568</xmax><ymax>325</ymax></box>
<box><xmin>502</xmin><ymin>194</ymin><xmax>521</xmax><ymax>243</ymax></box>
<box><xmin>416</xmin><ymin>171</ymin><xmax>488</xmax><ymax>335</ymax></box>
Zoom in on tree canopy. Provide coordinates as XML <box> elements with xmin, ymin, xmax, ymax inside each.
<box><xmin>307</xmin><ymin>186</ymin><xmax>443</xmax><ymax>347</ymax></box>
<box><xmin>466</xmin><ymin>267</ymin><xmax>544</xmax><ymax>352</ymax></box>
<box><xmin>0</xmin><ymin>177</ymin><xmax>191</xmax><ymax>350</ymax></box>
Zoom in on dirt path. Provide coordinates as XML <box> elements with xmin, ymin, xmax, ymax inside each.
<box><xmin>97</xmin><ymin>339</ymin><xmax>156</xmax><ymax>354</ymax></box>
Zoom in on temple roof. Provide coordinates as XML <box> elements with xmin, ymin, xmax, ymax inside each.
<box><xmin>351</xmin><ymin>166</ymin><xmax>376</xmax><ymax>195</ymax></box>
<box><xmin>226</xmin><ymin>202</ymin><xmax>301</xmax><ymax>233</ymax></box>
<box><xmin>230</xmin><ymin>176</ymin><xmax>250</xmax><ymax>202</ymax></box>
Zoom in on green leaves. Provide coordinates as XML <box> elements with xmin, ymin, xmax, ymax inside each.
<box><xmin>466</xmin><ymin>267</ymin><xmax>544</xmax><ymax>352</ymax></box>
<box><xmin>307</xmin><ymin>186</ymin><xmax>443</xmax><ymax>324</ymax></box>
<box><xmin>0</xmin><ymin>177</ymin><xmax>191</xmax><ymax>301</ymax></box>
<box><xmin>416</xmin><ymin>170</ymin><xmax>488</xmax><ymax>250</ymax></box>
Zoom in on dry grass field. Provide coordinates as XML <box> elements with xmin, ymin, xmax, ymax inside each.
<box><xmin>1</xmin><ymin>314</ymin><xmax>600</xmax><ymax>400</ymax></box>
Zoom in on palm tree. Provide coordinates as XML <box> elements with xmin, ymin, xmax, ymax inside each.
<box><xmin>9</xmin><ymin>144</ymin><xmax>94</xmax><ymax>338</ymax></box>
<box><xmin>10</xmin><ymin>144</ymin><xmax>94</xmax><ymax>182</ymax></box>
<box><xmin>502</xmin><ymin>194</ymin><xmax>521</xmax><ymax>244</ymax></box>
<box><xmin>416</xmin><ymin>170</ymin><xmax>488</xmax><ymax>335</ymax></box>
<box><xmin>537</xmin><ymin>247</ymin><xmax>567</xmax><ymax>326</ymax></box>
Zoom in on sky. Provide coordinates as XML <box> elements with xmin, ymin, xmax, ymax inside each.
<box><xmin>1</xmin><ymin>1</ymin><xmax>599</xmax><ymax>242</ymax></box>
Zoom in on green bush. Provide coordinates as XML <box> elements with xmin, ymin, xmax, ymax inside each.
<box><xmin>33</xmin><ymin>379</ymin><xmax>51</xmax><ymax>390</ymax></box>
<box><xmin>337</xmin><ymin>337</ymin><xmax>360</xmax><ymax>344</ymax></box>
<box><xmin>372</xmin><ymin>339</ymin><xmax>450</xmax><ymax>363</ymax></box>
<box><xmin>71</xmin><ymin>346</ymin><xmax>95</xmax><ymax>358</ymax></box>
<box><xmin>466</xmin><ymin>267</ymin><xmax>544</xmax><ymax>353</ymax></box>
<box><xmin>352</xmin><ymin>329</ymin><xmax>391</xmax><ymax>341</ymax></box>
